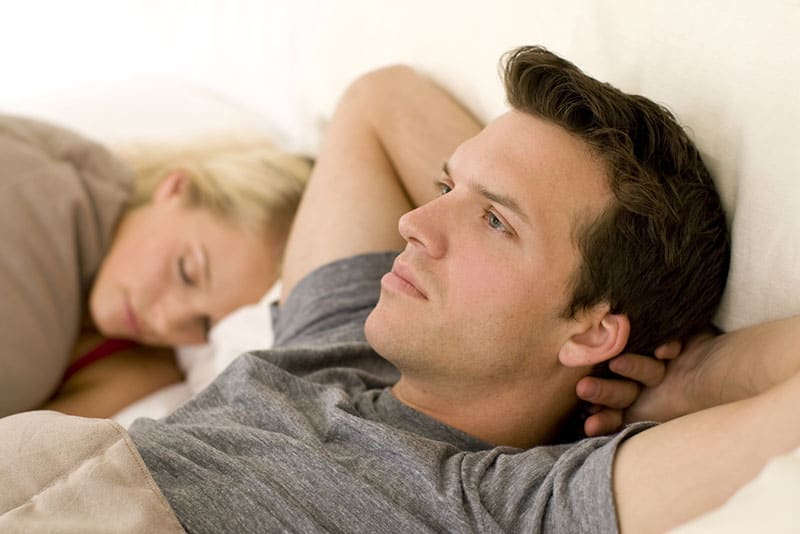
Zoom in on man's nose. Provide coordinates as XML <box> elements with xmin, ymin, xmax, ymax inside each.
<box><xmin>398</xmin><ymin>199</ymin><xmax>447</xmax><ymax>258</ymax></box>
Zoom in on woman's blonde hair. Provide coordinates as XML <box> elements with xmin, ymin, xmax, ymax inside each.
<box><xmin>118</xmin><ymin>138</ymin><xmax>311</xmax><ymax>240</ymax></box>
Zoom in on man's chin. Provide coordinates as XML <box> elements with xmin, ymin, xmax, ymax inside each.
<box><xmin>365</xmin><ymin>295</ymin><xmax>432</xmax><ymax>362</ymax></box>
<box><xmin>364</xmin><ymin>303</ymin><xmax>399</xmax><ymax>358</ymax></box>
<box><xmin>363</xmin><ymin>307</ymin><xmax>381</xmax><ymax>349</ymax></box>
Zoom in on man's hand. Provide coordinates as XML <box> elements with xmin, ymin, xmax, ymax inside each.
<box><xmin>605</xmin><ymin>316</ymin><xmax>800</xmax><ymax>434</ymax></box>
<box><xmin>576</xmin><ymin>340</ymin><xmax>682</xmax><ymax>436</ymax></box>
<box><xmin>623</xmin><ymin>331</ymin><xmax>719</xmax><ymax>425</ymax></box>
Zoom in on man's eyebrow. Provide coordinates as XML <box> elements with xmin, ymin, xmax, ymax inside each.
<box><xmin>473</xmin><ymin>185</ymin><xmax>531</xmax><ymax>225</ymax></box>
<box><xmin>442</xmin><ymin>160</ymin><xmax>531</xmax><ymax>225</ymax></box>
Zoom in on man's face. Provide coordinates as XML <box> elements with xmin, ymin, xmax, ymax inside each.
<box><xmin>365</xmin><ymin>111</ymin><xmax>612</xmax><ymax>390</ymax></box>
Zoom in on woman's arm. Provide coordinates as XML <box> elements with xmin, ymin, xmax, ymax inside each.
<box><xmin>42</xmin><ymin>345</ymin><xmax>183</xmax><ymax>419</ymax></box>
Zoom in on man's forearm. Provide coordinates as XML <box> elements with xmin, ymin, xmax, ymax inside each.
<box><xmin>616</xmin><ymin>366</ymin><xmax>800</xmax><ymax>533</ymax></box>
<box><xmin>353</xmin><ymin>66</ymin><xmax>483</xmax><ymax>208</ymax></box>
<box><xmin>280</xmin><ymin>65</ymin><xmax>481</xmax><ymax>301</ymax></box>
<box><xmin>690</xmin><ymin>315</ymin><xmax>800</xmax><ymax>410</ymax></box>
<box><xmin>627</xmin><ymin>314</ymin><xmax>800</xmax><ymax>426</ymax></box>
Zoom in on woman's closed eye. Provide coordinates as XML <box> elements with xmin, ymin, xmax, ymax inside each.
<box><xmin>178</xmin><ymin>256</ymin><xmax>197</xmax><ymax>287</ymax></box>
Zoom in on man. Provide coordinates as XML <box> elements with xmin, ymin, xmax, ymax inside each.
<box><xmin>4</xmin><ymin>46</ymin><xmax>773</xmax><ymax>533</ymax></box>
<box><xmin>124</xmin><ymin>46</ymin><xmax>727</xmax><ymax>532</ymax></box>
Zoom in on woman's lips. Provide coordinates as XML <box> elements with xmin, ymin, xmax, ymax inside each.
<box><xmin>124</xmin><ymin>298</ymin><xmax>142</xmax><ymax>338</ymax></box>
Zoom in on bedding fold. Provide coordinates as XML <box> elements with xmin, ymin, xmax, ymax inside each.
<box><xmin>0</xmin><ymin>410</ymin><xmax>184</xmax><ymax>533</ymax></box>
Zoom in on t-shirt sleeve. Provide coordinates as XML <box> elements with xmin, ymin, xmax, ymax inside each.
<box><xmin>464</xmin><ymin>423</ymin><xmax>655</xmax><ymax>533</ymax></box>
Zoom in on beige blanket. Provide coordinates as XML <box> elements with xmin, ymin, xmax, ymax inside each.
<box><xmin>3</xmin><ymin>410</ymin><xmax>800</xmax><ymax>531</ymax></box>
<box><xmin>0</xmin><ymin>411</ymin><xmax>184</xmax><ymax>533</ymax></box>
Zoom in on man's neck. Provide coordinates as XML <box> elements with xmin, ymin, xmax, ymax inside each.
<box><xmin>391</xmin><ymin>372</ymin><xmax>582</xmax><ymax>449</ymax></box>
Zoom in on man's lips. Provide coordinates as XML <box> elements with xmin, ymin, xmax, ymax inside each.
<box><xmin>384</xmin><ymin>260</ymin><xmax>428</xmax><ymax>300</ymax></box>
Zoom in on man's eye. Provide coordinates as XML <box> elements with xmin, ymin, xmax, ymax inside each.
<box><xmin>484</xmin><ymin>210</ymin><xmax>509</xmax><ymax>233</ymax></box>
<box><xmin>178</xmin><ymin>256</ymin><xmax>196</xmax><ymax>287</ymax></box>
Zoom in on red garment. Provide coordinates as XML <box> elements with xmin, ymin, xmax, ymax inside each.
<box><xmin>62</xmin><ymin>338</ymin><xmax>139</xmax><ymax>383</ymax></box>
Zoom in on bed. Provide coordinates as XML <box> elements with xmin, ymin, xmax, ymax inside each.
<box><xmin>2</xmin><ymin>1</ymin><xmax>799</xmax><ymax>531</ymax></box>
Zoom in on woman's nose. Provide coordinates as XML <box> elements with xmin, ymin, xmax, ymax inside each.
<box><xmin>149</xmin><ymin>300</ymin><xmax>178</xmax><ymax>339</ymax></box>
<box><xmin>149</xmin><ymin>296</ymin><xmax>202</xmax><ymax>344</ymax></box>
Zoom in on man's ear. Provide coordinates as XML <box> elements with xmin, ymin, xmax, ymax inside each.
<box><xmin>558</xmin><ymin>310</ymin><xmax>630</xmax><ymax>368</ymax></box>
<box><xmin>152</xmin><ymin>171</ymin><xmax>188</xmax><ymax>204</ymax></box>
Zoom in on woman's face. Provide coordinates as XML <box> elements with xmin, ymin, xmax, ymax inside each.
<box><xmin>89</xmin><ymin>172</ymin><xmax>279</xmax><ymax>346</ymax></box>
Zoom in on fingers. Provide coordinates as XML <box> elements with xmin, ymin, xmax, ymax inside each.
<box><xmin>576</xmin><ymin>376</ymin><xmax>640</xmax><ymax>409</ymax></box>
<box><xmin>654</xmin><ymin>339</ymin><xmax>682</xmax><ymax>360</ymax></box>
<box><xmin>584</xmin><ymin>408</ymin><xmax>623</xmax><ymax>437</ymax></box>
<box><xmin>609</xmin><ymin>353</ymin><xmax>666</xmax><ymax>388</ymax></box>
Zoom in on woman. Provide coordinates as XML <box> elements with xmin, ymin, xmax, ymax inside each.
<box><xmin>0</xmin><ymin>114</ymin><xmax>310</xmax><ymax>418</ymax></box>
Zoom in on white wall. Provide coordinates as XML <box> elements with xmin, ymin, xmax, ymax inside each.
<box><xmin>0</xmin><ymin>0</ymin><xmax>311</xmax><ymax>146</ymax></box>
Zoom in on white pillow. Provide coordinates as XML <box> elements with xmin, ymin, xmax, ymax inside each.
<box><xmin>670</xmin><ymin>445</ymin><xmax>800</xmax><ymax>534</ymax></box>
<box><xmin>177</xmin><ymin>282</ymin><xmax>282</xmax><ymax>397</ymax></box>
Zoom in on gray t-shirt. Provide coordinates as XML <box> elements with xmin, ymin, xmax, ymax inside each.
<box><xmin>130</xmin><ymin>252</ymin><xmax>652</xmax><ymax>533</ymax></box>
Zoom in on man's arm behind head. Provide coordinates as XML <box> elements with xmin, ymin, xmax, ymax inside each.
<box><xmin>279</xmin><ymin>66</ymin><xmax>481</xmax><ymax>303</ymax></box>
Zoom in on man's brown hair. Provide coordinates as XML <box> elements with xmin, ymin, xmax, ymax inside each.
<box><xmin>503</xmin><ymin>46</ymin><xmax>730</xmax><ymax>355</ymax></box>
